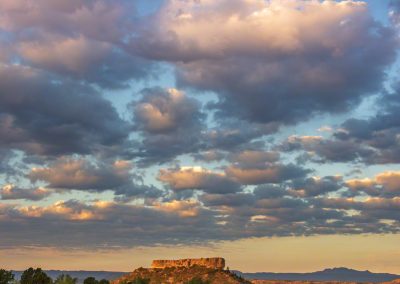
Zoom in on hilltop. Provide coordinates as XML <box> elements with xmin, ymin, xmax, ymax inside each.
<box><xmin>111</xmin><ymin>266</ymin><xmax>250</xmax><ymax>284</ymax></box>
<box><xmin>111</xmin><ymin>257</ymin><xmax>249</xmax><ymax>284</ymax></box>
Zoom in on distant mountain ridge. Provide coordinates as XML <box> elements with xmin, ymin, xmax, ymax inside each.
<box><xmin>9</xmin><ymin>267</ymin><xmax>400</xmax><ymax>283</ymax></box>
<box><xmin>237</xmin><ymin>267</ymin><xmax>400</xmax><ymax>283</ymax></box>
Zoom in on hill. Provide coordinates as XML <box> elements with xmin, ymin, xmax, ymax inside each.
<box><xmin>111</xmin><ymin>266</ymin><xmax>251</xmax><ymax>284</ymax></box>
<box><xmin>238</xmin><ymin>268</ymin><xmax>400</xmax><ymax>283</ymax></box>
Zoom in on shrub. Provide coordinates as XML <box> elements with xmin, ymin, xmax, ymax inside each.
<box><xmin>54</xmin><ymin>274</ymin><xmax>78</xmax><ymax>284</ymax></box>
<box><xmin>186</xmin><ymin>278</ymin><xmax>210</xmax><ymax>284</ymax></box>
<box><xmin>20</xmin><ymin>268</ymin><xmax>52</xmax><ymax>284</ymax></box>
<box><xmin>130</xmin><ymin>278</ymin><xmax>150</xmax><ymax>284</ymax></box>
<box><xmin>0</xmin><ymin>269</ymin><xmax>14</xmax><ymax>284</ymax></box>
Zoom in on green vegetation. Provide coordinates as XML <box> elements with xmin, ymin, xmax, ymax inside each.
<box><xmin>186</xmin><ymin>277</ymin><xmax>211</xmax><ymax>284</ymax></box>
<box><xmin>54</xmin><ymin>274</ymin><xmax>78</xmax><ymax>284</ymax></box>
<box><xmin>20</xmin><ymin>268</ymin><xmax>52</xmax><ymax>284</ymax></box>
<box><xmin>0</xmin><ymin>269</ymin><xmax>15</xmax><ymax>284</ymax></box>
<box><xmin>83</xmin><ymin>277</ymin><xmax>109</xmax><ymax>284</ymax></box>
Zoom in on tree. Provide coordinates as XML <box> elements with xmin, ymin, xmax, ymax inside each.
<box><xmin>98</xmin><ymin>280</ymin><xmax>109</xmax><ymax>284</ymax></box>
<box><xmin>54</xmin><ymin>274</ymin><xmax>77</xmax><ymax>284</ymax></box>
<box><xmin>83</xmin><ymin>277</ymin><xmax>98</xmax><ymax>284</ymax></box>
<box><xmin>20</xmin><ymin>268</ymin><xmax>52</xmax><ymax>284</ymax></box>
<box><xmin>0</xmin><ymin>269</ymin><xmax>14</xmax><ymax>284</ymax></box>
<box><xmin>186</xmin><ymin>278</ymin><xmax>210</xmax><ymax>284</ymax></box>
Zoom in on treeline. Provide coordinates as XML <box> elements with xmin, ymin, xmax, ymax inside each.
<box><xmin>0</xmin><ymin>268</ymin><xmax>110</xmax><ymax>284</ymax></box>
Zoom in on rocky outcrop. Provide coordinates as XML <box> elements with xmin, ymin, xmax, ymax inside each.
<box><xmin>151</xmin><ymin>257</ymin><xmax>225</xmax><ymax>269</ymax></box>
<box><xmin>111</xmin><ymin>266</ymin><xmax>250</xmax><ymax>284</ymax></box>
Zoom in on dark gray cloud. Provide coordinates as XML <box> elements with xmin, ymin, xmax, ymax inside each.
<box><xmin>0</xmin><ymin>184</ymin><xmax>51</xmax><ymax>201</ymax></box>
<box><xmin>28</xmin><ymin>157</ymin><xmax>164</xmax><ymax>200</ymax></box>
<box><xmin>253</xmin><ymin>184</ymin><xmax>290</xmax><ymax>199</ymax></box>
<box><xmin>226</xmin><ymin>163</ymin><xmax>310</xmax><ymax>185</ymax></box>
<box><xmin>281</xmin><ymin>85</ymin><xmax>400</xmax><ymax>164</ymax></box>
<box><xmin>228</xmin><ymin>150</ymin><xmax>280</xmax><ymax>169</ymax></box>
<box><xmin>289</xmin><ymin>176</ymin><xmax>343</xmax><ymax>197</ymax></box>
<box><xmin>1</xmin><ymin>170</ymin><xmax>400</xmax><ymax>249</ymax></box>
<box><xmin>200</xmin><ymin>193</ymin><xmax>255</xmax><ymax>208</ymax></box>
<box><xmin>29</xmin><ymin>158</ymin><xmax>133</xmax><ymax>190</ymax></box>
<box><xmin>130</xmin><ymin>87</ymin><xmax>206</xmax><ymax>165</ymax></box>
<box><xmin>0</xmin><ymin>200</ymin><xmax>220</xmax><ymax>249</ymax></box>
<box><xmin>0</xmin><ymin>0</ymin><xmax>154</xmax><ymax>88</ymax></box>
<box><xmin>333</xmin><ymin>91</ymin><xmax>400</xmax><ymax>164</ymax></box>
<box><xmin>0</xmin><ymin>65</ymin><xmax>129</xmax><ymax>156</ymax></box>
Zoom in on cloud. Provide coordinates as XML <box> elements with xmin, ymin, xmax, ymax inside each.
<box><xmin>29</xmin><ymin>158</ymin><xmax>133</xmax><ymax>190</ymax></box>
<box><xmin>133</xmin><ymin>0</ymin><xmax>397</xmax><ymax>125</ymax></box>
<box><xmin>153</xmin><ymin>199</ymin><xmax>201</xmax><ymax>218</ymax></box>
<box><xmin>281</xmin><ymin>85</ymin><xmax>400</xmax><ymax>165</ymax></box>
<box><xmin>0</xmin><ymin>200</ymin><xmax>220</xmax><ymax>249</ymax></box>
<box><xmin>0</xmin><ymin>184</ymin><xmax>51</xmax><ymax>201</ymax></box>
<box><xmin>229</xmin><ymin>150</ymin><xmax>280</xmax><ymax>168</ymax></box>
<box><xmin>28</xmin><ymin>157</ymin><xmax>164</xmax><ymax>200</ymax></box>
<box><xmin>133</xmin><ymin>88</ymin><xmax>203</xmax><ymax>134</ymax></box>
<box><xmin>0</xmin><ymin>0</ymin><xmax>399</xmax><ymax>251</ymax></box>
<box><xmin>0</xmin><ymin>0</ymin><xmax>153</xmax><ymax>88</ymax></box>
<box><xmin>193</xmin><ymin>150</ymin><xmax>226</xmax><ymax>163</ymax></box>
<box><xmin>289</xmin><ymin>176</ymin><xmax>343</xmax><ymax>197</ymax></box>
<box><xmin>158</xmin><ymin>167</ymin><xmax>241</xmax><ymax>194</ymax></box>
<box><xmin>280</xmin><ymin>135</ymin><xmax>375</xmax><ymax>163</ymax></box>
<box><xmin>389</xmin><ymin>0</ymin><xmax>400</xmax><ymax>28</ymax></box>
<box><xmin>225</xmin><ymin>163</ymin><xmax>309</xmax><ymax>185</ymax></box>
<box><xmin>131</xmin><ymin>87</ymin><xmax>206</xmax><ymax>165</ymax></box>
<box><xmin>0</xmin><ymin>149</ymin><xmax>18</xmax><ymax>176</ymax></box>
<box><xmin>200</xmin><ymin>193</ymin><xmax>255</xmax><ymax>208</ymax></box>
<box><xmin>18</xmin><ymin>36</ymin><xmax>151</xmax><ymax>89</ymax></box>
<box><xmin>202</xmin><ymin>120</ymin><xmax>278</xmax><ymax>151</ymax></box>
<box><xmin>0</xmin><ymin>65</ymin><xmax>129</xmax><ymax>156</ymax></box>
<box><xmin>1</xmin><ymin>183</ymin><xmax>400</xmax><ymax>249</ymax></box>
<box><xmin>346</xmin><ymin>171</ymin><xmax>400</xmax><ymax>197</ymax></box>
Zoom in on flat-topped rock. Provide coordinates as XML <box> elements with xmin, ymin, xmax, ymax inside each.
<box><xmin>151</xmin><ymin>257</ymin><xmax>225</xmax><ymax>269</ymax></box>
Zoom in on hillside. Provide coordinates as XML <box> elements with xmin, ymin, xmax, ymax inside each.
<box><xmin>111</xmin><ymin>266</ymin><xmax>251</xmax><ymax>284</ymax></box>
<box><xmin>238</xmin><ymin>268</ymin><xmax>400</xmax><ymax>283</ymax></box>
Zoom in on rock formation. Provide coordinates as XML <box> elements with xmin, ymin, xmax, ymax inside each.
<box><xmin>111</xmin><ymin>265</ymin><xmax>249</xmax><ymax>284</ymax></box>
<box><xmin>151</xmin><ymin>257</ymin><xmax>225</xmax><ymax>269</ymax></box>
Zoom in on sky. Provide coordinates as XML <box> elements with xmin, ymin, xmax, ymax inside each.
<box><xmin>0</xmin><ymin>0</ymin><xmax>400</xmax><ymax>274</ymax></box>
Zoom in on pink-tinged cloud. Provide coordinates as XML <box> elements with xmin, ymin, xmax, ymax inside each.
<box><xmin>158</xmin><ymin>167</ymin><xmax>241</xmax><ymax>193</ymax></box>
<box><xmin>134</xmin><ymin>88</ymin><xmax>201</xmax><ymax>134</ymax></box>
<box><xmin>225</xmin><ymin>164</ymin><xmax>308</xmax><ymax>185</ymax></box>
<box><xmin>133</xmin><ymin>0</ymin><xmax>397</xmax><ymax>124</ymax></box>
<box><xmin>346</xmin><ymin>171</ymin><xmax>400</xmax><ymax>197</ymax></box>
<box><xmin>29</xmin><ymin>158</ymin><xmax>133</xmax><ymax>191</ymax></box>
<box><xmin>0</xmin><ymin>184</ymin><xmax>51</xmax><ymax>201</ymax></box>
<box><xmin>19</xmin><ymin>36</ymin><xmax>111</xmax><ymax>74</ymax></box>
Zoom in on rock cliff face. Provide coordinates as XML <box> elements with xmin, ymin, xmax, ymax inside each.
<box><xmin>151</xmin><ymin>257</ymin><xmax>225</xmax><ymax>269</ymax></box>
